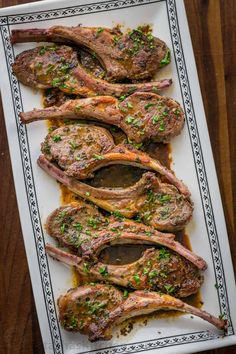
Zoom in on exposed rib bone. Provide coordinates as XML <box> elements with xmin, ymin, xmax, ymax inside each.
<box><xmin>20</xmin><ymin>92</ymin><xmax>184</xmax><ymax>143</ymax></box>
<box><xmin>81</xmin><ymin>230</ymin><xmax>207</xmax><ymax>270</ymax></box>
<box><xmin>46</xmin><ymin>243</ymin><xmax>203</xmax><ymax>298</ymax></box>
<box><xmin>45</xmin><ymin>202</ymin><xmax>205</xmax><ymax>269</ymax></box>
<box><xmin>11</xmin><ymin>25</ymin><xmax>170</xmax><ymax>82</ymax></box>
<box><xmin>38</xmin><ymin>155</ymin><xmax>153</xmax><ymax>218</ymax></box>
<box><xmin>57</xmin><ymin>284</ymin><xmax>226</xmax><ymax>341</ymax></box>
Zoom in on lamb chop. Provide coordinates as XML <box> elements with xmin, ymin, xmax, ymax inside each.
<box><xmin>11</xmin><ymin>25</ymin><xmax>170</xmax><ymax>82</ymax></box>
<box><xmin>12</xmin><ymin>45</ymin><xmax>172</xmax><ymax>97</ymax></box>
<box><xmin>46</xmin><ymin>203</ymin><xmax>206</xmax><ymax>270</ymax></box>
<box><xmin>38</xmin><ymin>153</ymin><xmax>192</xmax><ymax>231</ymax></box>
<box><xmin>57</xmin><ymin>284</ymin><xmax>226</xmax><ymax>341</ymax></box>
<box><xmin>20</xmin><ymin>92</ymin><xmax>184</xmax><ymax>143</ymax></box>
<box><xmin>40</xmin><ymin>124</ymin><xmax>189</xmax><ymax>196</ymax></box>
<box><xmin>46</xmin><ymin>243</ymin><xmax>203</xmax><ymax>298</ymax></box>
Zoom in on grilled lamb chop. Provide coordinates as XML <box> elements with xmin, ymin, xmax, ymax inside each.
<box><xmin>20</xmin><ymin>92</ymin><xmax>184</xmax><ymax>143</ymax></box>
<box><xmin>40</xmin><ymin>124</ymin><xmax>189</xmax><ymax>196</ymax></box>
<box><xmin>46</xmin><ymin>243</ymin><xmax>203</xmax><ymax>298</ymax></box>
<box><xmin>12</xmin><ymin>45</ymin><xmax>171</xmax><ymax>97</ymax></box>
<box><xmin>11</xmin><ymin>25</ymin><xmax>170</xmax><ymax>82</ymax></box>
<box><xmin>38</xmin><ymin>155</ymin><xmax>192</xmax><ymax>231</ymax></box>
<box><xmin>46</xmin><ymin>203</ymin><xmax>206</xmax><ymax>270</ymax></box>
<box><xmin>57</xmin><ymin>284</ymin><xmax>226</xmax><ymax>341</ymax></box>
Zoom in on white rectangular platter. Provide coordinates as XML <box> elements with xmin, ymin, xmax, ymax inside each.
<box><xmin>0</xmin><ymin>0</ymin><xmax>236</xmax><ymax>353</ymax></box>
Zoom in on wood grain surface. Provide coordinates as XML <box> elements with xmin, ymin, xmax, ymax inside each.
<box><xmin>0</xmin><ymin>0</ymin><xmax>235</xmax><ymax>353</ymax></box>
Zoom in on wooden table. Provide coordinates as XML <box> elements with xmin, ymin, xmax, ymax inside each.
<box><xmin>0</xmin><ymin>0</ymin><xmax>235</xmax><ymax>353</ymax></box>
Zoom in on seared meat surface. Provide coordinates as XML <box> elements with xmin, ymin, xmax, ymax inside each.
<box><xmin>46</xmin><ymin>243</ymin><xmax>203</xmax><ymax>297</ymax></box>
<box><xmin>41</xmin><ymin>124</ymin><xmax>114</xmax><ymax>171</ymax></box>
<box><xmin>39</xmin><ymin>154</ymin><xmax>192</xmax><ymax>231</ymax></box>
<box><xmin>11</xmin><ymin>25</ymin><xmax>170</xmax><ymax>82</ymax></box>
<box><xmin>21</xmin><ymin>92</ymin><xmax>184</xmax><ymax>143</ymax></box>
<box><xmin>40</xmin><ymin>124</ymin><xmax>189</xmax><ymax>196</ymax></box>
<box><xmin>12</xmin><ymin>45</ymin><xmax>171</xmax><ymax>97</ymax></box>
<box><xmin>45</xmin><ymin>203</ymin><xmax>205</xmax><ymax>269</ymax></box>
<box><xmin>46</xmin><ymin>202</ymin><xmax>108</xmax><ymax>252</ymax></box>
<box><xmin>12</xmin><ymin>45</ymin><xmax>78</xmax><ymax>90</ymax></box>
<box><xmin>57</xmin><ymin>284</ymin><xmax>226</xmax><ymax>341</ymax></box>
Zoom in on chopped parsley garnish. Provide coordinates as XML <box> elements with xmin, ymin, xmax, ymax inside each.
<box><xmin>51</xmin><ymin>78</ymin><xmax>62</xmax><ymax>87</ymax></box>
<box><xmin>160</xmin><ymin>50</ymin><xmax>171</xmax><ymax>67</ymax></box>
<box><xmin>99</xmin><ymin>266</ymin><xmax>108</xmax><ymax>276</ymax></box>
<box><xmin>60</xmin><ymin>223</ymin><xmax>67</xmax><ymax>233</ymax></box>
<box><xmin>127</xmin><ymin>138</ymin><xmax>143</xmax><ymax>150</ymax></box>
<box><xmin>152</xmin><ymin>87</ymin><xmax>159</xmax><ymax>93</ymax></box>
<box><xmin>96</xmin><ymin>27</ymin><xmax>104</xmax><ymax>35</ymax></box>
<box><xmin>133</xmin><ymin>274</ymin><xmax>141</xmax><ymax>284</ymax></box>
<box><xmin>125</xmin><ymin>115</ymin><xmax>135</xmax><ymax>124</ymax></box>
<box><xmin>173</xmin><ymin>108</ymin><xmax>181</xmax><ymax>115</ymax></box>
<box><xmin>126</xmin><ymin>102</ymin><xmax>133</xmax><ymax>109</ymax></box>
<box><xmin>160</xmin><ymin>207</ymin><xmax>170</xmax><ymax>220</ymax></box>
<box><xmin>145</xmin><ymin>103</ymin><xmax>156</xmax><ymax>110</ymax></box>
<box><xmin>56</xmin><ymin>211</ymin><xmax>66</xmax><ymax>220</ymax></box>
<box><xmin>119</xmin><ymin>95</ymin><xmax>127</xmax><ymax>101</ymax></box>
<box><xmin>42</xmin><ymin>143</ymin><xmax>51</xmax><ymax>154</ymax></box>
<box><xmin>35</xmin><ymin>62</ymin><xmax>43</xmax><ymax>69</ymax></box>
<box><xmin>67</xmin><ymin>315</ymin><xmax>78</xmax><ymax>329</ymax></box>
<box><xmin>83</xmin><ymin>262</ymin><xmax>89</xmax><ymax>273</ymax></box>
<box><xmin>158</xmin><ymin>194</ymin><xmax>171</xmax><ymax>204</ymax></box>
<box><xmin>128</xmin><ymin>87</ymin><xmax>137</xmax><ymax>94</ymax></box>
<box><xmin>60</xmin><ymin>63</ymin><xmax>70</xmax><ymax>74</ymax></box>
<box><xmin>93</xmin><ymin>154</ymin><xmax>104</xmax><ymax>160</ymax></box>
<box><xmin>112</xmin><ymin>211</ymin><xmax>124</xmax><ymax>220</ymax></box>
<box><xmin>152</xmin><ymin>115</ymin><xmax>160</xmax><ymax>124</ymax></box>
<box><xmin>123</xmin><ymin>289</ymin><xmax>129</xmax><ymax>298</ymax></box>
<box><xmin>159</xmin><ymin>121</ymin><xmax>165</xmax><ymax>132</ymax></box>
<box><xmin>158</xmin><ymin>247</ymin><xmax>170</xmax><ymax>260</ymax></box>
<box><xmin>133</xmin><ymin>142</ymin><xmax>143</xmax><ymax>149</ymax></box>
<box><xmin>46</xmin><ymin>64</ymin><xmax>54</xmax><ymax>73</ymax></box>
<box><xmin>147</xmin><ymin>189</ymin><xmax>155</xmax><ymax>202</ymax></box>
<box><xmin>113</xmin><ymin>35</ymin><xmax>119</xmax><ymax>45</ymax></box>
<box><xmin>73</xmin><ymin>223</ymin><xmax>83</xmax><ymax>232</ymax></box>
<box><xmin>87</xmin><ymin>217</ymin><xmax>99</xmax><ymax>229</ymax></box>
<box><xmin>87</xmin><ymin>301</ymin><xmax>106</xmax><ymax>315</ymax></box>
<box><xmin>160</xmin><ymin>272</ymin><xmax>167</xmax><ymax>278</ymax></box>
<box><xmin>39</xmin><ymin>47</ymin><xmax>46</xmax><ymax>55</ymax></box>
<box><xmin>69</xmin><ymin>141</ymin><xmax>79</xmax><ymax>150</ymax></box>
<box><xmin>52</xmin><ymin>135</ymin><xmax>61</xmax><ymax>142</ymax></box>
<box><xmin>148</xmin><ymin>270</ymin><xmax>158</xmax><ymax>279</ymax></box>
<box><xmin>164</xmin><ymin>284</ymin><xmax>175</xmax><ymax>294</ymax></box>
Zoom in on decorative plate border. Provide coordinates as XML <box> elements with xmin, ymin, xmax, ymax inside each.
<box><xmin>0</xmin><ymin>0</ymin><xmax>234</xmax><ymax>353</ymax></box>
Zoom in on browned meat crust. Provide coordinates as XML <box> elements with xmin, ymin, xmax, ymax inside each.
<box><xmin>11</xmin><ymin>26</ymin><xmax>170</xmax><ymax>82</ymax></box>
<box><xmin>46</xmin><ymin>243</ymin><xmax>203</xmax><ymax>298</ymax></box>
<box><xmin>12</xmin><ymin>45</ymin><xmax>172</xmax><ymax>97</ymax></box>
<box><xmin>45</xmin><ymin>202</ymin><xmax>205</xmax><ymax>269</ymax></box>
<box><xmin>38</xmin><ymin>154</ymin><xmax>192</xmax><ymax>231</ymax></box>
<box><xmin>56</xmin><ymin>284</ymin><xmax>226</xmax><ymax>341</ymax></box>
<box><xmin>39</xmin><ymin>124</ymin><xmax>189</xmax><ymax>196</ymax></box>
<box><xmin>20</xmin><ymin>92</ymin><xmax>184</xmax><ymax>143</ymax></box>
